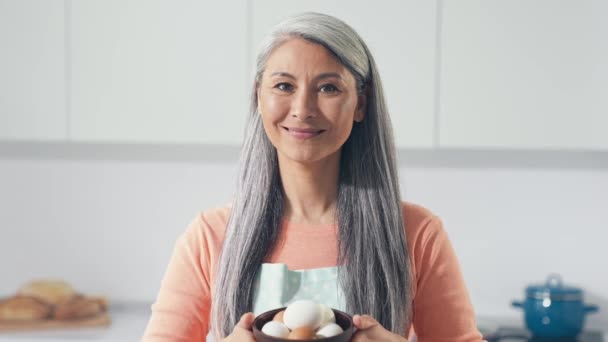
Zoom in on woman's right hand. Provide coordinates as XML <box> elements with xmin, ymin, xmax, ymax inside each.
<box><xmin>221</xmin><ymin>312</ymin><xmax>256</xmax><ymax>342</ymax></box>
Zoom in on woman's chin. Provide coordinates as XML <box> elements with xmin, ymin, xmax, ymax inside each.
<box><xmin>277</xmin><ymin>149</ymin><xmax>340</xmax><ymax>166</ymax></box>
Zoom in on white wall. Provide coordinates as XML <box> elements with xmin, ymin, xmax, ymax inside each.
<box><xmin>1</xmin><ymin>150</ymin><xmax>607</xmax><ymax>328</ymax></box>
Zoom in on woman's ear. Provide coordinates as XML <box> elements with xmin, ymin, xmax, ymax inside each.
<box><xmin>354</xmin><ymin>89</ymin><xmax>367</xmax><ymax>122</ymax></box>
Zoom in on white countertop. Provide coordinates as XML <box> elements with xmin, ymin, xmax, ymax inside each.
<box><xmin>0</xmin><ymin>302</ymin><xmax>150</xmax><ymax>342</ymax></box>
<box><xmin>0</xmin><ymin>304</ymin><xmax>605</xmax><ymax>342</ymax></box>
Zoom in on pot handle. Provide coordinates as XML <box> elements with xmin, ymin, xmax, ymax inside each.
<box><xmin>584</xmin><ymin>305</ymin><xmax>599</xmax><ymax>314</ymax></box>
<box><xmin>546</xmin><ymin>273</ymin><xmax>564</xmax><ymax>288</ymax></box>
<box><xmin>511</xmin><ymin>300</ymin><xmax>524</xmax><ymax>309</ymax></box>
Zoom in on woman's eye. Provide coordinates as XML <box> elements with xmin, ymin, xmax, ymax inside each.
<box><xmin>274</xmin><ymin>83</ymin><xmax>294</xmax><ymax>92</ymax></box>
<box><xmin>319</xmin><ymin>84</ymin><xmax>339</xmax><ymax>93</ymax></box>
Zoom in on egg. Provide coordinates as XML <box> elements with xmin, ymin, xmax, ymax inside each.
<box><xmin>273</xmin><ymin>310</ymin><xmax>285</xmax><ymax>323</ymax></box>
<box><xmin>317</xmin><ymin>304</ymin><xmax>336</xmax><ymax>327</ymax></box>
<box><xmin>261</xmin><ymin>320</ymin><xmax>290</xmax><ymax>338</ymax></box>
<box><xmin>283</xmin><ymin>300</ymin><xmax>323</xmax><ymax>330</ymax></box>
<box><xmin>316</xmin><ymin>322</ymin><xmax>343</xmax><ymax>338</ymax></box>
<box><xmin>288</xmin><ymin>326</ymin><xmax>316</xmax><ymax>340</ymax></box>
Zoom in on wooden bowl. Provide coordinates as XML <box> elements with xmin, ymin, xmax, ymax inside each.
<box><xmin>252</xmin><ymin>307</ymin><xmax>354</xmax><ymax>341</ymax></box>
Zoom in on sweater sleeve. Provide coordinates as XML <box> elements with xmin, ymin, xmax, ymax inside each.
<box><xmin>411</xmin><ymin>215</ymin><xmax>482</xmax><ymax>342</ymax></box>
<box><xmin>142</xmin><ymin>213</ymin><xmax>213</xmax><ymax>341</ymax></box>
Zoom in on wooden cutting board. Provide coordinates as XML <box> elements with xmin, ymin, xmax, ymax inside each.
<box><xmin>0</xmin><ymin>313</ymin><xmax>111</xmax><ymax>332</ymax></box>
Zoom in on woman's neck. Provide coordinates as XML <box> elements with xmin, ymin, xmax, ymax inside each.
<box><xmin>278</xmin><ymin>152</ymin><xmax>340</xmax><ymax>225</ymax></box>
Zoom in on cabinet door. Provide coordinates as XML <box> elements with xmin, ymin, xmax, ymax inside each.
<box><xmin>0</xmin><ymin>0</ymin><xmax>66</xmax><ymax>141</ymax></box>
<box><xmin>252</xmin><ymin>0</ymin><xmax>437</xmax><ymax>148</ymax></box>
<box><xmin>440</xmin><ymin>0</ymin><xmax>608</xmax><ymax>149</ymax></box>
<box><xmin>70</xmin><ymin>0</ymin><xmax>248</xmax><ymax>144</ymax></box>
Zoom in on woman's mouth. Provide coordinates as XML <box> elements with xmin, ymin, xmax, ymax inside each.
<box><xmin>282</xmin><ymin>126</ymin><xmax>325</xmax><ymax>139</ymax></box>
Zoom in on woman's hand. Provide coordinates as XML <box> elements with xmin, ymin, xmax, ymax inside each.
<box><xmin>221</xmin><ymin>312</ymin><xmax>256</xmax><ymax>342</ymax></box>
<box><xmin>352</xmin><ymin>314</ymin><xmax>408</xmax><ymax>342</ymax></box>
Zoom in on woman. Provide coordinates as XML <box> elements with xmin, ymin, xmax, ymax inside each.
<box><xmin>143</xmin><ymin>12</ymin><xmax>482</xmax><ymax>342</ymax></box>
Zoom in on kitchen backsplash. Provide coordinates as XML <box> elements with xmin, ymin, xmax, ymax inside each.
<box><xmin>0</xmin><ymin>155</ymin><xmax>606</xmax><ymax>328</ymax></box>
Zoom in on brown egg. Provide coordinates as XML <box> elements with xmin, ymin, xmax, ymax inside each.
<box><xmin>273</xmin><ymin>310</ymin><xmax>285</xmax><ymax>323</ymax></box>
<box><xmin>288</xmin><ymin>326</ymin><xmax>316</xmax><ymax>340</ymax></box>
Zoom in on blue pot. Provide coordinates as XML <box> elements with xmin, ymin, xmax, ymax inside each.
<box><xmin>512</xmin><ymin>274</ymin><xmax>599</xmax><ymax>338</ymax></box>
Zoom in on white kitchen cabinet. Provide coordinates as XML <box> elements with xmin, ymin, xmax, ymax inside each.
<box><xmin>0</xmin><ymin>0</ymin><xmax>67</xmax><ymax>141</ymax></box>
<box><xmin>252</xmin><ymin>0</ymin><xmax>437</xmax><ymax>148</ymax></box>
<box><xmin>440</xmin><ymin>0</ymin><xmax>608</xmax><ymax>150</ymax></box>
<box><xmin>70</xmin><ymin>0</ymin><xmax>248</xmax><ymax>144</ymax></box>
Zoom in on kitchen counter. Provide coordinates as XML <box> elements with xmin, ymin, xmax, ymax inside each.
<box><xmin>476</xmin><ymin>316</ymin><xmax>608</xmax><ymax>340</ymax></box>
<box><xmin>0</xmin><ymin>303</ymin><xmax>605</xmax><ymax>342</ymax></box>
<box><xmin>0</xmin><ymin>302</ymin><xmax>150</xmax><ymax>342</ymax></box>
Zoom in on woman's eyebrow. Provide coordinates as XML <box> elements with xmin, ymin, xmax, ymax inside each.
<box><xmin>270</xmin><ymin>71</ymin><xmax>296</xmax><ymax>79</ymax></box>
<box><xmin>315</xmin><ymin>72</ymin><xmax>343</xmax><ymax>81</ymax></box>
<box><xmin>269</xmin><ymin>71</ymin><xmax>344</xmax><ymax>81</ymax></box>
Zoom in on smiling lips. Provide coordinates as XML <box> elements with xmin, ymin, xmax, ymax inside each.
<box><xmin>282</xmin><ymin>126</ymin><xmax>325</xmax><ymax>139</ymax></box>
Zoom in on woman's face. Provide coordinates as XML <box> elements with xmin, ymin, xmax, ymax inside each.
<box><xmin>257</xmin><ymin>38</ymin><xmax>365</xmax><ymax>164</ymax></box>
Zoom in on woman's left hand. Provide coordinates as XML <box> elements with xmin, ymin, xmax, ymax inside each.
<box><xmin>351</xmin><ymin>314</ymin><xmax>408</xmax><ymax>342</ymax></box>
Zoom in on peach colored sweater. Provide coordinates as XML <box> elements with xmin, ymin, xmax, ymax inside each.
<box><xmin>143</xmin><ymin>202</ymin><xmax>482</xmax><ymax>342</ymax></box>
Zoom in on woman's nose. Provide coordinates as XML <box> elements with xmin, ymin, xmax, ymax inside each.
<box><xmin>290</xmin><ymin>88</ymin><xmax>317</xmax><ymax>120</ymax></box>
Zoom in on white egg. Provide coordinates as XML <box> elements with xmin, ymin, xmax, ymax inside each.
<box><xmin>283</xmin><ymin>299</ymin><xmax>323</xmax><ymax>330</ymax></box>
<box><xmin>261</xmin><ymin>321</ymin><xmax>290</xmax><ymax>338</ymax></box>
<box><xmin>316</xmin><ymin>323</ymin><xmax>344</xmax><ymax>338</ymax></box>
<box><xmin>317</xmin><ymin>304</ymin><xmax>336</xmax><ymax>326</ymax></box>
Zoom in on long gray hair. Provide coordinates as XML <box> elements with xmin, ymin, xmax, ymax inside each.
<box><xmin>211</xmin><ymin>12</ymin><xmax>411</xmax><ymax>339</ymax></box>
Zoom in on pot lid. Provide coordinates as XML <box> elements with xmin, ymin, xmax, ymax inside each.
<box><xmin>525</xmin><ymin>274</ymin><xmax>583</xmax><ymax>301</ymax></box>
<box><xmin>526</xmin><ymin>274</ymin><xmax>583</xmax><ymax>301</ymax></box>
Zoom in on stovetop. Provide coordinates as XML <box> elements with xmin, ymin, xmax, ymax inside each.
<box><xmin>483</xmin><ymin>327</ymin><xmax>604</xmax><ymax>342</ymax></box>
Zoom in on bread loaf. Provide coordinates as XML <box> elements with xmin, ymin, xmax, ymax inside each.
<box><xmin>17</xmin><ymin>280</ymin><xmax>76</xmax><ymax>305</ymax></box>
<box><xmin>1</xmin><ymin>280</ymin><xmax>108</xmax><ymax>322</ymax></box>
<box><xmin>53</xmin><ymin>295</ymin><xmax>104</xmax><ymax>320</ymax></box>
<box><xmin>0</xmin><ymin>296</ymin><xmax>52</xmax><ymax>321</ymax></box>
